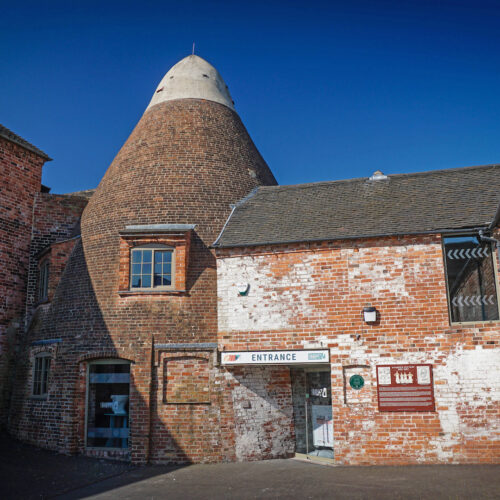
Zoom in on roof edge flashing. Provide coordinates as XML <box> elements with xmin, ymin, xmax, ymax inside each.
<box><xmin>215</xmin><ymin>225</ymin><xmax>490</xmax><ymax>250</ymax></box>
<box><xmin>120</xmin><ymin>224</ymin><xmax>196</xmax><ymax>235</ymax></box>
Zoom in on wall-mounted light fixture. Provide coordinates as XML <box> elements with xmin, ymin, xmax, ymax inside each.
<box><xmin>237</xmin><ymin>283</ymin><xmax>250</xmax><ymax>296</ymax></box>
<box><xmin>363</xmin><ymin>306</ymin><xmax>377</xmax><ymax>323</ymax></box>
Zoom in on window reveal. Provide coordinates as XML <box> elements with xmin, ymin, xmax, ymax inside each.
<box><xmin>86</xmin><ymin>361</ymin><xmax>130</xmax><ymax>448</ymax></box>
<box><xmin>130</xmin><ymin>246</ymin><xmax>173</xmax><ymax>289</ymax></box>
<box><xmin>444</xmin><ymin>236</ymin><xmax>499</xmax><ymax>323</ymax></box>
<box><xmin>33</xmin><ymin>355</ymin><xmax>51</xmax><ymax>396</ymax></box>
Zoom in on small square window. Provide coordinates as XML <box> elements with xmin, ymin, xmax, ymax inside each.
<box><xmin>444</xmin><ymin>236</ymin><xmax>499</xmax><ymax>323</ymax></box>
<box><xmin>130</xmin><ymin>245</ymin><xmax>174</xmax><ymax>290</ymax></box>
<box><xmin>33</xmin><ymin>355</ymin><xmax>51</xmax><ymax>397</ymax></box>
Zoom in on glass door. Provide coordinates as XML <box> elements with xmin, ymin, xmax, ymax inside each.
<box><xmin>291</xmin><ymin>368</ymin><xmax>333</xmax><ymax>459</ymax></box>
<box><xmin>86</xmin><ymin>360</ymin><xmax>130</xmax><ymax>449</ymax></box>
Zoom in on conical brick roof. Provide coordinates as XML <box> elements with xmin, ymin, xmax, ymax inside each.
<box><xmin>76</xmin><ymin>54</ymin><xmax>276</xmax><ymax>340</ymax></box>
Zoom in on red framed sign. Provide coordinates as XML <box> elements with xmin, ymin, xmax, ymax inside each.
<box><xmin>376</xmin><ymin>364</ymin><xmax>435</xmax><ymax>412</ymax></box>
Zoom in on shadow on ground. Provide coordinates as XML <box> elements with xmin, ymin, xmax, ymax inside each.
<box><xmin>0</xmin><ymin>432</ymin><xmax>181</xmax><ymax>499</ymax></box>
<box><xmin>2</xmin><ymin>431</ymin><xmax>500</xmax><ymax>500</ymax></box>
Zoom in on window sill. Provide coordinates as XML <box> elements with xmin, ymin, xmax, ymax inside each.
<box><xmin>449</xmin><ymin>319</ymin><xmax>500</xmax><ymax>327</ymax></box>
<box><xmin>34</xmin><ymin>298</ymin><xmax>50</xmax><ymax>307</ymax></box>
<box><xmin>118</xmin><ymin>289</ymin><xmax>187</xmax><ymax>297</ymax></box>
<box><xmin>85</xmin><ymin>446</ymin><xmax>129</xmax><ymax>451</ymax></box>
<box><xmin>29</xmin><ymin>395</ymin><xmax>48</xmax><ymax>401</ymax></box>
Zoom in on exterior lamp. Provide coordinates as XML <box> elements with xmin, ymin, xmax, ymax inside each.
<box><xmin>363</xmin><ymin>306</ymin><xmax>377</xmax><ymax>323</ymax></box>
<box><xmin>237</xmin><ymin>283</ymin><xmax>250</xmax><ymax>296</ymax></box>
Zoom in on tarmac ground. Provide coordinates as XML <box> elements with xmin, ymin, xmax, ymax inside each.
<box><xmin>1</xmin><ymin>432</ymin><xmax>499</xmax><ymax>499</ymax></box>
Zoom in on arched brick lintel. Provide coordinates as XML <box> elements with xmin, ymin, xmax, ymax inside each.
<box><xmin>77</xmin><ymin>351</ymin><xmax>137</xmax><ymax>364</ymax></box>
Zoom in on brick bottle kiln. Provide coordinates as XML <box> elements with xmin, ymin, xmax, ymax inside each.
<box><xmin>8</xmin><ymin>55</ymin><xmax>277</xmax><ymax>463</ymax></box>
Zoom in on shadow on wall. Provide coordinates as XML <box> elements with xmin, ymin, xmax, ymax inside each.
<box><xmin>6</xmin><ymin>238</ymin><xmax>189</xmax><ymax>466</ymax></box>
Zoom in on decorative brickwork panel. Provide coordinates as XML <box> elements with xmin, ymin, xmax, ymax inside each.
<box><xmin>164</xmin><ymin>355</ymin><xmax>210</xmax><ymax>403</ymax></box>
<box><xmin>152</xmin><ymin>350</ymin><xmax>232</xmax><ymax>464</ymax></box>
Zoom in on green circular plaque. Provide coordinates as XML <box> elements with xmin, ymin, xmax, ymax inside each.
<box><xmin>349</xmin><ymin>374</ymin><xmax>364</xmax><ymax>390</ymax></box>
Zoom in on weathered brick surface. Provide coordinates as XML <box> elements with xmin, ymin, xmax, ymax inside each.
<box><xmin>227</xmin><ymin>366</ymin><xmax>295</xmax><ymax>461</ymax></box>
<box><xmin>0</xmin><ymin>136</ymin><xmax>47</xmax><ymax>426</ymax></box>
<box><xmin>26</xmin><ymin>192</ymin><xmax>89</xmax><ymax>313</ymax></box>
<box><xmin>217</xmin><ymin>232</ymin><xmax>500</xmax><ymax>464</ymax></box>
<box><xmin>9</xmin><ymin>98</ymin><xmax>277</xmax><ymax>463</ymax></box>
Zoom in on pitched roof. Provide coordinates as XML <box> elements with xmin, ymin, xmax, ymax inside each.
<box><xmin>64</xmin><ymin>189</ymin><xmax>95</xmax><ymax>199</ymax></box>
<box><xmin>0</xmin><ymin>124</ymin><xmax>52</xmax><ymax>160</ymax></box>
<box><xmin>214</xmin><ymin>164</ymin><xmax>500</xmax><ymax>248</ymax></box>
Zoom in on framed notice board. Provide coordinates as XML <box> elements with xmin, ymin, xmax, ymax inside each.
<box><xmin>376</xmin><ymin>364</ymin><xmax>435</xmax><ymax>412</ymax></box>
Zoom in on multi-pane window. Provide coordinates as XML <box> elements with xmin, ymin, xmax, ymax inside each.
<box><xmin>38</xmin><ymin>260</ymin><xmax>49</xmax><ymax>301</ymax></box>
<box><xmin>444</xmin><ymin>236</ymin><xmax>499</xmax><ymax>323</ymax></box>
<box><xmin>130</xmin><ymin>246</ymin><xmax>173</xmax><ymax>289</ymax></box>
<box><xmin>33</xmin><ymin>355</ymin><xmax>51</xmax><ymax>396</ymax></box>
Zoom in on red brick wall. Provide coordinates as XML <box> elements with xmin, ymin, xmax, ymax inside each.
<box><xmin>26</xmin><ymin>192</ymin><xmax>89</xmax><ymax>312</ymax></box>
<box><xmin>0</xmin><ymin>137</ymin><xmax>46</xmax><ymax>426</ymax></box>
<box><xmin>216</xmin><ymin>232</ymin><xmax>500</xmax><ymax>464</ymax></box>
<box><xmin>150</xmin><ymin>350</ymin><xmax>224</xmax><ymax>463</ymax></box>
<box><xmin>42</xmin><ymin>239</ymin><xmax>80</xmax><ymax>302</ymax></box>
<box><xmin>9</xmin><ymin>98</ymin><xmax>277</xmax><ymax>463</ymax></box>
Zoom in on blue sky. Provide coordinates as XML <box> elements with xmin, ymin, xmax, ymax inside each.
<box><xmin>2</xmin><ymin>1</ymin><xmax>500</xmax><ymax>193</ymax></box>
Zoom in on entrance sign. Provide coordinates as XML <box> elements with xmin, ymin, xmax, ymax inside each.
<box><xmin>221</xmin><ymin>349</ymin><xmax>329</xmax><ymax>365</ymax></box>
<box><xmin>376</xmin><ymin>364</ymin><xmax>435</xmax><ymax>412</ymax></box>
<box><xmin>311</xmin><ymin>404</ymin><xmax>333</xmax><ymax>447</ymax></box>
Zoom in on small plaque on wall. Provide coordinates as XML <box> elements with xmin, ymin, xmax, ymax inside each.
<box><xmin>376</xmin><ymin>364</ymin><xmax>435</xmax><ymax>412</ymax></box>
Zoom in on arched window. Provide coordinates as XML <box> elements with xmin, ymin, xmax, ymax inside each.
<box><xmin>130</xmin><ymin>244</ymin><xmax>174</xmax><ymax>290</ymax></box>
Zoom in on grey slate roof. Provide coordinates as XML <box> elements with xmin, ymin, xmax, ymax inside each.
<box><xmin>0</xmin><ymin>124</ymin><xmax>52</xmax><ymax>160</ymax></box>
<box><xmin>215</xmin><ymin>164</ymin><xmax>500</xmax><ymax>248</ymax></box>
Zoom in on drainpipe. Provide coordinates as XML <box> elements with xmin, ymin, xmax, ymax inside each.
<box><xmin>480</xmin><ymin>200</ymin><xmax>500</xmax><ymax>251</ymax></box>
<box><xmin>478</xmin><ymin>229</ymin><xmax>500</xmax><ymax>269</ymax></box>
<box><xmin>479</xmin><ymin>230</ymin><xmax>500</xmax><ymax>247</ymax></box>
<box><xmin>147</xmin><ymin>334</ymin><xmax>155</xmax><ymax>464</ymax></box>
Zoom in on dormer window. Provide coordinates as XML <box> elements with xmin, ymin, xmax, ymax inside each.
<box><xmin>38</xmin><ymin>260</ymin><xmax>49</xmax><ymax>301</ymax></box>
<box><xmin>130</xmin><ymin>245</ymin><xmax>174</xmax><ymax>289</ymax></box>
<box><xmin>118</xmin><ymin>224</ymin><xmax>194</xmax><ymax>295</ymax></box>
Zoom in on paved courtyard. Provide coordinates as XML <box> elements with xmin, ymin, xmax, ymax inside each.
<box><xmin>1</xmin><ymin>432</ymin><xmax>499</xmax><ymax>499</ymax></box>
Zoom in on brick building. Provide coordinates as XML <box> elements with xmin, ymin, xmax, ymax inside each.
<box><xmin>3</xmin><ymin>55</ymin><xmax>500</xmax><ymax>465</ymax></box>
